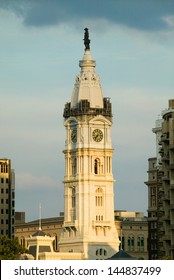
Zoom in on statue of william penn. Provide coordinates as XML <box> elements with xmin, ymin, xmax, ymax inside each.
<box><xmin>84</xmin><ymin>28</ymin><xmax>90</xmax><ymax>50</ymax></box>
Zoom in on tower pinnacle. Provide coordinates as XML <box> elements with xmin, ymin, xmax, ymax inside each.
<box><xmin>84</xmin><ymin>28</ymin><xmax>90</xmax><ymax>50</ymax></box>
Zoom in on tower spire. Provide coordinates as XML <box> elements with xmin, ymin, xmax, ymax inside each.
<box><xmin>83</xmin><ymin>28</ymin><xmax>90</xmax><ymax>50</ymax></box>
<box><xmin>60</xmin><ymin>29</ymin><xmax>119</xmax><ymax>259</ymax></box>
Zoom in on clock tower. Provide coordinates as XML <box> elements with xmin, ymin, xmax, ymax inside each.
<box><xmin>59</xmin><ymin>29</ymin><xmax>120</xmax><ymax>259</ymax></box>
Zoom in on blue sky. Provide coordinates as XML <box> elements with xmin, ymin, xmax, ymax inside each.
<box><xmin>0</xmin><ymin>0</ymin><xmax>174</xmax><ymax>221</ymax></box>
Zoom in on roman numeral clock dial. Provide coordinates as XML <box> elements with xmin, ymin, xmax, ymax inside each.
<box><xmin>92</xmin><ymin>129</ymin><xmax>103</xmax><ymax>142</ymax></box>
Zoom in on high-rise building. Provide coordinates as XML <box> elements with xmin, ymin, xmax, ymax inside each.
<box><xmin>59</xmin><ymin>29</ymin><xmax>120</xmax><ymax>259</ymax></box>
<box><xmin>0</xmin><ymin>159</ymin><xmax>15</xmax><ymax>238</ymax></box>
<box><xmin>145</xmin><ymin>119</ymin><xmax>162</xmax><ymax>259</ymax></box>
<box><xmin>159</xmin><ymin>99</ymin><xmax>174</xmax><ymax>259</ymax></box>
<box><xmin>146</xmin><ymin>99</ymin><xmax>174</xmax><ymax>259</ymax></box>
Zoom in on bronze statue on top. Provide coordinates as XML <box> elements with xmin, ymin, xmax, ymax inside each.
<box><xmin>84</xmin><ymin>28</ymin><xmax>90</xmax><ymax>50</ymax></box>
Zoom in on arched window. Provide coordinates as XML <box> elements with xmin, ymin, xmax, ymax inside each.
<box><xmin>95</xmin><ymin>188</ymin><xmax>103</xmax><ymax>207</ymax></box>
<box><xmin>128</xmin><ymin>236</ymin><xmax>134</xmax><ymax>251</ymax></box>
<box><xmin>94</xmin><ymin>158</ymin><xmax>100</xmax><ymax>174</ymax></box>
<box><xmin>137</xmin><ymin>236</ymin><xmax>144</xmax><ymax>251</ymax></box>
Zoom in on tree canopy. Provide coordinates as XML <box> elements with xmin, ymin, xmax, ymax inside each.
<box><xmin>0</xmin><ymin>235</ymin><xmax>27</xmax><ymax>260</ymax></box>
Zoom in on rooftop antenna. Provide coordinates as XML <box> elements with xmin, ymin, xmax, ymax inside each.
<box><xmin>39</xmin><ymin>202</ymin><xmax>42</xmax><ymax>230</ymax></box>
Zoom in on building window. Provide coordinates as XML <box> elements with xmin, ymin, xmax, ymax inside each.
<box><xmin>151</xmin><ymin>187</ymin><xmax>156</xmax><ymax>195</ymax></box>
<box><xmin>94</xmin><ymin>158</ymin><xmax>101</xmax><ymax>174</ymax></box>
<box><xmin>128</xmin><ymin>236</ymin><xmax>134</xmax><ymax>251</ymax></box>
<box><xmin>0</xmin><ymin>163</ymin><xmax>8</xmax><ymax>173</ymax></box>
<box><xmin>53</xmin><ymin>234</ymin><xmax>58</xmax><ymax>251</ymax></box>
<box><xmin>96</xmin><ymin>249</ymin><xmax>107</xmax><ymax>259</ymax></box>
<box><xmin>96</xmin><ymin>215</ymin><xmax>103</xmax><ymax>221</ymax></box>
<box><xmin>95</xmin><ymin>187</ymin><xmax>103</xmax><ymax>207</ymax></box>
<box><xmin>70</xmin><ymin>187</ymin><xmax>76</xmax><ymax>221</ymax></box>
<box><xmin>72</xmin><ymin>188</ymin><xmax>76</xmax><ymax>208</ymax></box>
<box><xmin>137</xmin><ymin>236</ymin><xmax>144</xmax><ymax>251</ymax></box>
<box><xmin>151</xmin><ymin>196</ymin><xmax>156</xmax><ymax>207</ymax></box>
<box><xmin>72</xmin><ymin>157</ymin><xmax>77</xmax><ymax>175</ymax></box>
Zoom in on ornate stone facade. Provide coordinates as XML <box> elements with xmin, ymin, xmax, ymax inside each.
<box><xmin>59</xmin><ymin>32</ymin><xmax>120</xmax><ymax>259</ymax></box>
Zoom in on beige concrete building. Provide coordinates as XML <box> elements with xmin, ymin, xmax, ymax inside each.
<box><xmin>15</xmin><ymin>215</ymin><xmax>63</xmax><ymax>251</ymax></box>
<box><xmin>115</xmin><ymin>211</ymin><xmax>148</xmax><ymax>260</ymax></box>
<box><xmin>15</xmin><ymin>211</ymin><xmax>148</xmax><ymax>260</ymax></box>
<box><xmin>17</xmin><ymin>225</ymin><xmax>84</xmax><ymax>260</ymax></box>
<box><xmin>145</xmin><ymin>99</ymin><xmax>174</xmax><ymax>259</ymax></box>
<box><xmin>0</xmin><ymin>159</ymin><xmax>15</xmax><ymax>238</ymax></box>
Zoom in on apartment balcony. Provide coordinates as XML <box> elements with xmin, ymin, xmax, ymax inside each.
<box><xmin>170</xmin><ymin>224</ymin><xmax>174</xmax><ymax>230</ymax></box>
<box><xmin>170</xmin><ymin>164</ymin><xmax>174</xmax><ymax>170</ymax></box>
<box><xmin>161</xmin><ymin>215</ymin><xmax>170</xmax><ymax>221</ymax></box>
<box><xmin>145</xmin><ymin>180</ymin><xmax>158</xmax><ymax>186</ymax></box>
<box><xmin>148</xmin><ymin>206</ymin><xmax>157</xmax><ymax>212</ymax></box>
<box><xmin>162</xmin><ymin>175</ymin><xmax>170</xmax><ymax>182</ymax></box>
<box><xmin>148</xmin><ymin>217</ymin><xmax>158</xmax><ymax>222</ymax></box>
<box><xmin>163</xmin><ymin>194</ymin><xmax>170</xmax><ymax>201</ymax></box>
<box><xmin>170</xmin><ymin>245</ymin><xmax>174</xmax><ymax>251</ymax></box>
<box><xmin>161</xmin><ymin>134</ymin><xmax>169</xmax><ymax>142</ymax></box>
<box><xmin>170</xmin><ymin>204</ymin><xmax>174</xmax><ymax>210</ymax></box>
<box><xmin>162</xmin><ymin>234</ymin><xmax>171</xmax><ymax>241</ymax></box>
<box><xmin>169</xmin><ymin>144</ymin><xmax>174</xmax><ymax>150</ymax></box>
<box><xmin>158</xmin><ymin>205</ymin><xmax>164</xmax><ymax>212</ymax></box>
<box><xmin>158</xmin><ymin>186</ymin><xmax>164</xmax><ymax>192</ymax></box>
<box><xmin>158</xmin><ymin>226</ymin><xmax>165</xmax><ymax>233</ymax></box>
<box><xmin>162</xmin><ymin>154</ymin><xmax>169</xmax><ymax>162</ymax></box>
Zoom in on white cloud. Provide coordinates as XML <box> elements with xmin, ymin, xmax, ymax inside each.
<box><xmin>163</xmin><ymin>16</ymin><xmax>174</xmax><ymax>28</ymax></box>
<box><xmin>16</xmin><ymin>172</ymin><xmax>58</xmax><ymax>190</ymax></box>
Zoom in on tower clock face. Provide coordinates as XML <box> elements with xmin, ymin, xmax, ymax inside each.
<box><xmin>71</xmin><ymin>130</ymin><xmax>77</xmax><ymax>143</ymax></box>
<box><xmin>92</xmin><ymin>129</ymin><xmax>103</xmax><ymax>142</ymax></box>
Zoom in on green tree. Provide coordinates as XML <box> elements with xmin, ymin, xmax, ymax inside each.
<box><xmin>0</xmin><ymin>235</ymin><xmax>28</xmax><ymax>260</ymax></box>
